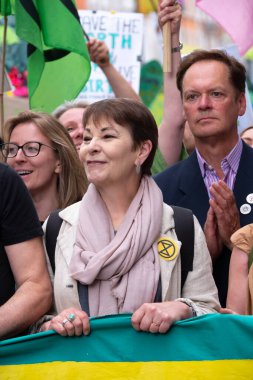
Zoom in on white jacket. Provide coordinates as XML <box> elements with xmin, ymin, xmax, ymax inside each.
<box><xmin>44</xmin><ymin>202</ymin><xmax>220</xmax><ymax>316</ymax></box>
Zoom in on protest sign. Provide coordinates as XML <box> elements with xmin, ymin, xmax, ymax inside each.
<box><xmin>78</xmin><ymin>10</ymin><xmax>143</xmax><ymax>101</ymax></box>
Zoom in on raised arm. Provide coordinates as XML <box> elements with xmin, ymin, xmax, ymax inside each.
<box><xmin>158</xmin><ymin>0</ymin><xmax>185</xmax><ymax>166</ymax></box>
<box><xmin>0</xmin><ymin>237</ymin><xmax>52</xmax><ymax>339</ymax></box>
<box><xmin>87</xmin><ymin>38</ymin><xmax>140</xmax><ymax>101</ymax></box>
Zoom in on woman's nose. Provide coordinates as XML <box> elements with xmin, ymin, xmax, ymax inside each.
<box><xmin>13</xmin><ymin>148</ymin><xmax>27</xmax><ymax>161</ymax></box>
<box><xmin>88</xmin><ymin>137</ymin><xmax>101</xmax><ymax>152</ymax></box>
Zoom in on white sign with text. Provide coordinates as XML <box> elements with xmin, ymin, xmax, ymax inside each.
<box><xmin>78</xmin><ymin>10</ymin><xmax>143</xmax><ymax>101</ymax></box>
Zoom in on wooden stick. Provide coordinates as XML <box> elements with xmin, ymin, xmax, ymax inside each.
<box><xmin>162</xmin><ymin>22</ymin><xmax>172</xmax><ymax>73</ymax></box>
<box><xmin>0</xmin><ymin>15</ymin><xmax>8</xmax><ymax>137</ymax></box>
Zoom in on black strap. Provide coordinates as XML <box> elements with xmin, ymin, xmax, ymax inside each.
<box><xmin>45</xmin><ymin>209</ymin><xmax>63</xmax><ymax>273</ymax></box>
<box><xmin>171</xmin><ymin>206</ymin><xmax>194</xmax><ymax>291</ymax></box>
<box><xmin>45</xmin><ymin>206</ymin><xmax>194</xmax><ymax>289</ymax></box>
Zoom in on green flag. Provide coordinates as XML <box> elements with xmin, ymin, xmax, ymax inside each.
<box><xmin>15</xmin><ymin>0</ymin><xmax>91</xmax><ymax>113</ymax></box>
<box><xmin>0</xmin><ymin>0</ymin><xmax>13</xmax><ymax>15</ymax></box>
<box><xmin>140</xmin><ymin>60</ymin><xmax>163</xmax><ymax>108</ymax></box>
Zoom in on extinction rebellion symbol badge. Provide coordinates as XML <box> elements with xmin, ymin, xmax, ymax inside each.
<box><xmin>157</xmin><ymin>237</ymin><xmax>179</xmax><ymax>261</ymax></box>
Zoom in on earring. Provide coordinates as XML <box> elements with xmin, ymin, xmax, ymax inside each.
<box><xmin>136</xmin><ymin>163</ymin><xmax>141</xmax><ymax>175</ymax></box>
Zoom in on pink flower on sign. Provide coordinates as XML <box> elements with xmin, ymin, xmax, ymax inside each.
<box><xmin>196</xmin><ymin>0</ymin><xmax>253</xmax><ymax>55</ymax></box>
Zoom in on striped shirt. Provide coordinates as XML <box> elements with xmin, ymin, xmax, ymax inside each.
<box><xmin>196</xmin><ymin>139</ymin><xmax>243</xmax><ymax>199</ymax></box>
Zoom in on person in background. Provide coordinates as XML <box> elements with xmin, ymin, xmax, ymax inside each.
<box><xmin>240</xmin><ymin>126</ymin><xmax>253</xmax><ymax>148</ymax></box>
<box><xmin>87</xmin><ymin>38</ymin><xmax>141</xmax><ymax>102</ymax></box>
<box><xmin>158</xmin><ymin>0</ymin><xmax>185</xmax><ymax>166</ymax></box>
<box><xmin>158</xmin><ymin>2</ymin><xmax>253</xmax><ymax>162</ymax></box>
<box><xmin>38</xmin><ymin>98</ymin><xmax>219</xmax><ymax>336</ymax></box>
<box><xmin>53</xmin><ymin>100</ymin><xmax>89</xmax><ymax>152</ymax></box>
<box><xmin>155</xmin><ymin>49</ymin><xmax>253</xmax><ymax>307</ymax></box>
<box><xmin>53</xmin><ymin>38</ymin><xmax>140</xmax><ymax>152</ymax></box>
<box><xmin>0</xmin><ymin>163</ymin><xmax>52</xmax><ymax>339</ymax></box>
<box><xmin>2</xmin><ymin>111</ymin><xmax>87</xmax><ymax>223</ymax></box>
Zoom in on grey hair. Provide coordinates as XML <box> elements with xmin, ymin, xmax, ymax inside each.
<box><xmin>52</xmin><ymin>99</ymin><xmax>91</xmax><ymax>119</ymax></box>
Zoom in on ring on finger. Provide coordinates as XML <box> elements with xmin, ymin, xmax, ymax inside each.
<box><xmin>61</xmin><ymin>318</ymin><xmax>69</xmax><ymax>327</ymax></box>
<box><xmin>68</xmin><ymin>313</ymin><xmax>76</xmax><ymax>322</ymax></box>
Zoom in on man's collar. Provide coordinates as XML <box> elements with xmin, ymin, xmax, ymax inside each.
<box><xmin>196</xmin><ymin>138</ymin><xmax>243</xmax><ymax>177</ymax></box>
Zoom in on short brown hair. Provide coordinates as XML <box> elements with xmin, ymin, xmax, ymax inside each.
<box><xmin>82</xmin><ymin>98</ymin><xmax>158</xmax><ymax>176</ymax></box>
<box><xmin>3</xmin><ymin>111</ymin><xmax>87</xmax><ymax>208</ymax></box>
<box><xmin>177</xmin><ymin>49</ymin><xmax>246</xmax><ymax>96</ymax></box>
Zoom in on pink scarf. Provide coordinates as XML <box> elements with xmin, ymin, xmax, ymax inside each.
<box><xmin>69</xmin><ymin>176</ymin><xmax>163</xmax><ymax>317</ymax></box>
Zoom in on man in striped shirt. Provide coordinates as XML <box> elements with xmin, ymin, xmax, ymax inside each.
<box><xmin>155</xmin><ymin>49</ymin><xmax>253</xmax><ymax>306</ymax></box>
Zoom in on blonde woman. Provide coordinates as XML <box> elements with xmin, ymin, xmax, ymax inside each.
<box><xmin>2</xmin><ymin>111</ymin><xmax>87</xmax><ymax>223</ymax></box>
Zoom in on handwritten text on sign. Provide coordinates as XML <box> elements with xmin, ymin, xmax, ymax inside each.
<box><xmin>78</xmin><ymin>10</ymin><xmax>143</xmax><ymax>101</ymax></box>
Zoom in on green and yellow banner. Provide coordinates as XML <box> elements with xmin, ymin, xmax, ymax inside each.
<box><xmin>1</xmin><ymin>314</ymin><xmax>253</xmax><ymax>379</ymax></box>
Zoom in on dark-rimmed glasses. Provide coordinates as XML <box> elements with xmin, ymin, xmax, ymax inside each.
<box><xmin>0</xmin><ymin>142</ymin><xmax>57</xmax><ymax>158</ymax></box>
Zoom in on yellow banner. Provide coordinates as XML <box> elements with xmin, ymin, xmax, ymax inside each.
<box><xmin>2</xmin><ymin>360</ymin><xmax>253</xmax><ymax>380</ymax></box>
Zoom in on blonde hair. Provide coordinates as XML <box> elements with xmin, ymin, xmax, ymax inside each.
<box><xmin>3</xmin><ymin>111</ymin><xmax>88</xmax><ymax>208</ymax></box>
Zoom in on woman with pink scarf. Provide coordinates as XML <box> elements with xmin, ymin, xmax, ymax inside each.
<box><xmin>40</xmin><ymin>98</ymin><xmax>219</xmax><ymax>336</ymax></box>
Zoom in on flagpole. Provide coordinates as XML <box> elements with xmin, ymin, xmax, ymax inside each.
<box><xmin>0</xmin><ymin>15</ymin><xmax>8</xmax><ymax>136</ymax></box>
<box><xmin>163</xmin><ymin>22</ymin><xmax>172</xmax><ymax>73</ymax></box>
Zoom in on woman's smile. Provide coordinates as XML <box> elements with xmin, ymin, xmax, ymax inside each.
<box><xmin>79</xmin><ymin>118</ymin><xmax>141</xmax><ymax>188</ymax></box>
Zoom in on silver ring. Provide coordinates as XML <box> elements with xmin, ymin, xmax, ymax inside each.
<box><xmin>68</xmin><ymin>313</ymin><xmax>76</xmax><ymax>322</ymax></box>
<box><xmin>61</xmin><ymin>318</ymin><xmax>69</xmax><ymax>327</ymax></box>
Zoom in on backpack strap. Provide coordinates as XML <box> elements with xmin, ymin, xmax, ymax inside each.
<box><xmin>44</xmin><ymin>206</ymin><xmax>194</xmax><ymax>286</ymax></box>
<box><xmin>171</xmin><ymin>205</ymin><xmax>194</xmax><ymax>291</ymax></box>
<box><xmin>45</xmin><ymin>209</ymin><xmax>63</xmax><ymax>274</ymax></box>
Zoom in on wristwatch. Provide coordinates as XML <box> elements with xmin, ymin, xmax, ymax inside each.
<box><xmin>171</xmin><ymin>42</ymin><xmax>183</xmax><ymax>53</ymax></box>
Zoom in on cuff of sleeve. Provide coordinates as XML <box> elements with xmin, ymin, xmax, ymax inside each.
<box><xmin>175</xmin><ymin>298</ymin><xmax>198</xmax><ymax>317</ymax></box>
<box><xmin>29</xmin><ymin>315</ymin><xmax>54</xmax><ymax>334</ymax></box>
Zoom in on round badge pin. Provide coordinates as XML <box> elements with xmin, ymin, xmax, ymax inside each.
<box><xmin>157</xmin><ymin>237</ymin><xmax>179</xmax><ymax>261</ymax></box>
<box><xmin>240</xmin><ymin>204</ymin><xmax>251</xmax><ymax>215</ymax></box>
<box><xmin>246</xmin><ymin>194</ymin><xmax>253</xmax><ymax>204</ymax></box>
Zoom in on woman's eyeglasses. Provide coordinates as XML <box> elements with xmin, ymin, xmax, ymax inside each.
<box><xmin>0</xmin><ymin>142</ymin><xmax>57</xmax><ymax>158</ymax></box>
